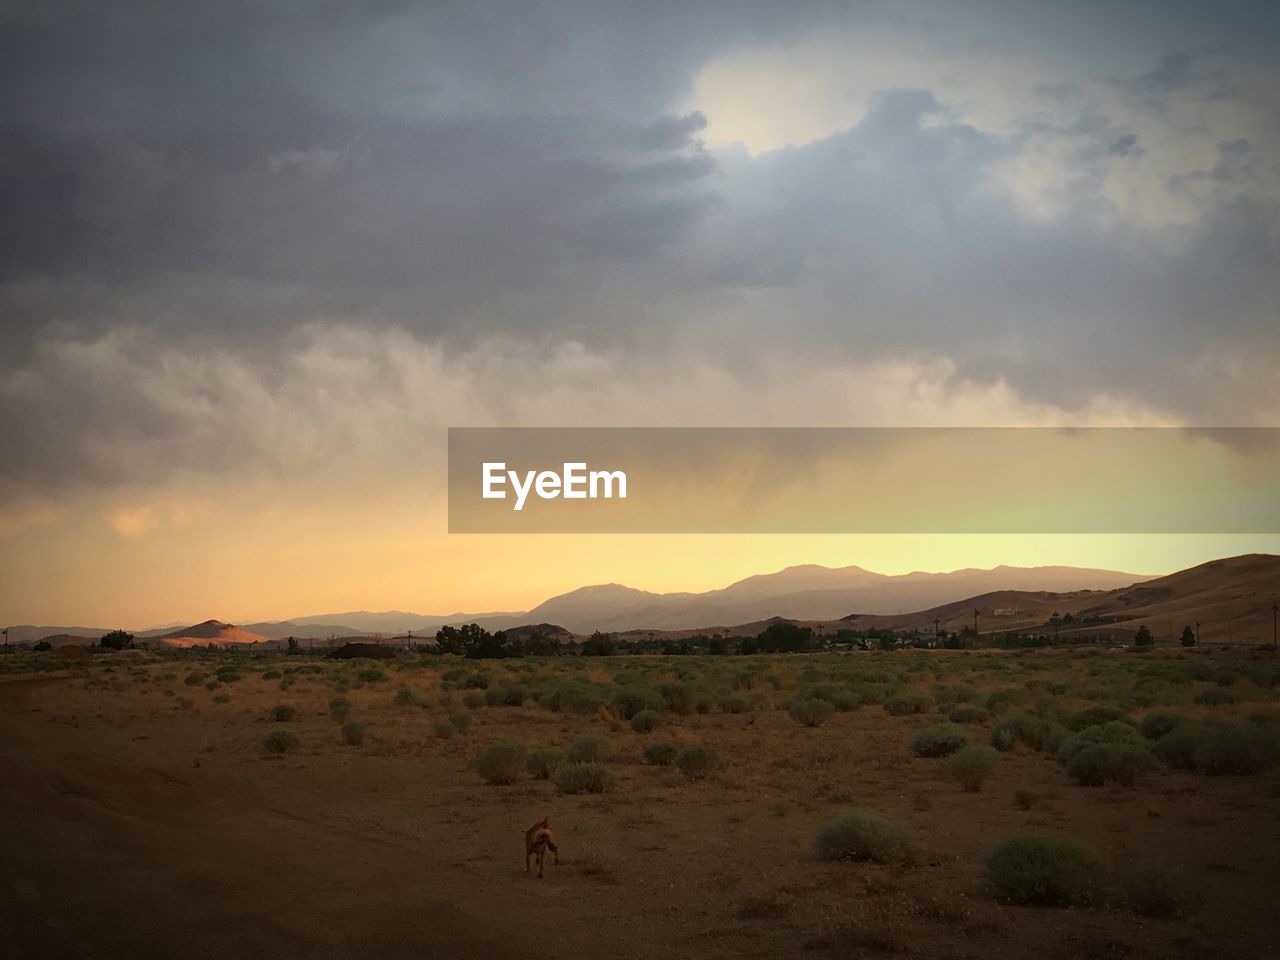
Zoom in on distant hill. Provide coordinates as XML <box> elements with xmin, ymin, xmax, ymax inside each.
<box><xmin>155</xmin><ymin>619</ymin><xmax>270</xmax><ymax>649</ymax></box>
<box><xmin>841</xmin><ymin>554</ymin><xmax>1280</xmax><ymax>644</ymax></box>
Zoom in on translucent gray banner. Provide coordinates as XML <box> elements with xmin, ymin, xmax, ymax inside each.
<box><xmin>448</xmin><ymin>427</ymin><xmax>1280</xmax><ymax>533</ymax></box>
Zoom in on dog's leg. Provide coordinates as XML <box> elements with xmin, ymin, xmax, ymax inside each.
<box><xmin>546</xmin><ymin>838</ymin><xmax>559</xmax><ymax>866</ymax></box>
<box><xmin>537</xmin><ymin>850</ymin><xmax>545</xmax><ymax>878</ymax></box>
<box><xmin>525</xmin><ymin>850</ymin><xmax>531</xmax><ymax>873</ymax></box>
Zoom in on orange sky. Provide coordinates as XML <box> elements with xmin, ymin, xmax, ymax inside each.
<box><xmin>2</xmin><ymin>478</ymin><xmax>1276</xmax><ymax>628</ymax></box>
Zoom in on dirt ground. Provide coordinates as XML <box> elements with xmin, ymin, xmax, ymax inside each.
<box><xmin>2</xmin><ymin>652</ymin><xmax>1279</xmax><ymax>960</ymax></box>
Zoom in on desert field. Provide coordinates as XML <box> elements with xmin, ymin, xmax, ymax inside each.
<box><xmin>3</xmin><ymin>646</ymin><xmax>1279</xmax><ymax>960</ymax></box>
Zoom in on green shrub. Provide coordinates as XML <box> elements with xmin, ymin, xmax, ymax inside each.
<box><xmin>1154</xmin><ymin>723</ymin><xmax>1208</xmax><ymax>769</ymax></box>
<box><xmin>541</xmin><ymin>680</ymin><xmax>606</xmax><ymax>714</ymax></box>
<box><xmin>990</xmin><ymin>711</ymin><xmax>1067</xmax><ymax>753</ymax></box>
<box><xmin>1194</xmin><ymin>688</ymin><xmax>1235</xmax><ymax>706</ymax></box>
<box><xmin>526</xmin><ymin>749</ymin><xmax>564</xmax><ymax>779</ymax></box>
<box><xmin>553</xmin><ymin>761</ymin><xmax>613</xmax><ymax>794</ymax></box>
<box><xmin>212</xmin><ymin>692</ymin><xmax>231</xmax><ymax>704</ymax></box>
<box><xmin>1056</xmin><ymin>721</ymin><xmax>1146</xmax><ymax>764</ymax></box>
<box><xmin>566</xmin><ymin>735</ymin><xmax>610</xmax><ymax>764</ymax></box>
<box><xmin>656</xmin><ymin>682</ymin><xmax>697</xmax><ymax>715</ymax></box>
<box><xmin>909</xmin><ymin>723</ymin><xmax>969</xmax><ymax>758</ymax></box>
<box><xmin>183</xmin><ymin>672</ymin><xmax>205</xmax><ymax>687</ymax></box>
<box><xmin>719</xmin><ymin>693</ymin><xmax>752</xmax><ymax>714</ymax></box>
<box><xmin>983</xmin><ymin>689</ymin><xmax>1022</xmax><ymax>715</ymax></box>
<box><xmin>1064</xmin><ymin>706</ymin><xmax>1130</xmax><ymax>731</ymax></box>
<box><xmin>1117</xmin><ymin>859</ymin><xmax>1193</xmax><ymax>917</ymax></box>
<box><xmin>788</xmin><ymin>697</ymin><xmax>835</xmax><ymax>727</ymax></box>
<box><xmin>1192</xmin><ymin>724</ymin><xmax>1280</xmax><ymax>775</ymax></box>
<box><xmin>475</xmin><ymin>741</ymin><xmax>528</xmax><ymax>784</ymax></box>
<box><xmin>985</xmin><ymin>832</ymin><xmax>1101</xmax><ymax>905</ymax></box>
<box><xmin>328</xmin><ymin>697</ymin><xmax>351</xmax><ymax>720</ymax></box>
<box><xmin>485</xmin><ymin>683</ymin><xmax>527</xmax><ymax>707</ymax></box>
<box><xmin>394</xmin><ymin>686</ymin><xmax>422</xmax><ymax>707</ymax></box>
<box><xmin>948</xmin><ymin>745</ymin><xmax>1000</xmax><ymax>791</ymax></box>
<box><xmin>611</xmin><ymin>684</ymin><xmax>664</xmax><ymax>720</ymax></box>
<box><xmin>644</xmin><ymin>742</ymin><xmax>679</xmax><ymax>766</ymax></box>
<box><xmin>948</xmin><ymin>704</ymin><xmax>988</xmax><ymax>724</ymax></box>
<box><xmin>341</xmin><ymin>721</ymin><xmax>366</xmax><ymax>746</ymax></box>
<box><xmin>630</xmin><ymin>709</ymin><xmax>665</xmax><ymax>733</ymax></box>
<box><xmin>883</xmin><ymin>696</ymin><xmax>923</xmax><ymax>716</ymax></box>
<box><xmin>356</xmin><ymin>668</ymin><xmax>386</xmax><ymax>683</ymax></box>
<box><xmin>448</xmin><ymin>713</ymin><xmax>471</xmax><ymax>733</ymax></box>
<box><xmin>462</xmin><ymin>690</ymin><xmax>485</xmax><ymax>709</ymax></box>
<box><xmin>1140</xmin><ymin>711</ymin><xmax>1191</xmax><ymax>740</ymax></box>
<box><xmin>1065</xmin><ymin>743</ymin><xmax>1157</xmax><ymax>787</ymax></box>
<box><xmin>433</xmin><ymin>718</ymin><xmax>456</xmax><ymax>739</ymax></box>
<box><xmin>261</xmin><ymin>670</ymin><xmax>281</xmax><ymax>680</ymax></box>
<box><xmin>269</xmin><ymin>703</ymin><xmax>297</xmax><ymax>722</ymax></box>
<box><xmin>263</xmin><ymin>731</ymin><xmax>299</xmax><ymax>754</ymax></box>
<box><xmin>674</xmin><ymin>744</ymin><xmax>721</xmax><ymax>781</ymax></box>
<box><xmin>829</xmin><ymin>689</ymin><xmax>861</xmax><ymax>712</ymax></box>
<box><xmin>814</xmin><ymin>809</ymin><xmax>910</xmax><ymax>863</ymax></box>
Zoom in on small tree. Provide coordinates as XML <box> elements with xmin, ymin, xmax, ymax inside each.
<box><xmin>581</xmin><ymin>631</ymin><xmax>616</xmax><ymax>656</ymax></box>
<box><xmin>100</xmin><ymin>629</ymin><xmax>133</xmax><ymax>650</ymax></box>
<box><xmin>1134</xmin><ymin>624</ymin><xmax>1154</xmax><ymax>648</ymax></box>
<box><xmin>1180</xmin><ymin>626</ymin><xmax>1196</xmax><ymax>648</ymax></box>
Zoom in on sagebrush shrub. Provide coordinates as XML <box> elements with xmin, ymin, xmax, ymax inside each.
<box><xmin>526</xmin><ymin>748</ymin><xmax>564</xmax><ymax>779</ymax></box>
<box><xmin>328</xmin><ymin>697</ymin><xmax>351</xmax><ymax>720</ymax></box>
<box><xmin>263</xmin><ymin>730</ymin><xmax>299</xmax><ymax>754</ymax></box>
<box><xmin>342</xmin><ymin>721</ymin><xmax>366</xmax><ymax>746</ymax></box>
<box><xmin>814</xmin><ymin>809</ymin><xmax>910</xmax><ymax>863</ymax></box>
<box><xmin>1153</xmin><ymin>723</ymin><xmax>1207</xmax><ymax>769</ymax></box>
<box><xmin>1065</xmin><ymin>743</ymin><xmax>1157</xmax><ymax>787</ymax></box>
<box><xmin>788</xmin><ymin>697</ymin><xmax>835</xmax><ymax>727</ymax></box>
<box><xmin>567</xmin><ymin>735</ymin><xmax>610</xmax><ymax>764</ymax></box>
<box><xmin>644</xmin><ymin>742</ymin><xmax>679</xmax><ymax>766</ymax></box>
<box><xmin>631</xmin><ymin>709</ymin><xmax>665</xmax><ymax>733</ymax></box>
<box><xmin>674</xmin><ymin>744</ymin><xmax>721</xmax><ymax>780</ymax></box>
<box><xmin>909</xmin><ymin>723</ymin><xmax>968</xmax><ymax>758</ymax></box>
<box><xmin>1118</xmin><ymin>859</ymin><xmax>1193</xmax><ymax>917</ymax></box>
<box><xmin>449</xmin><ymin>713</ymin><xmax>471</xmax><ymax>733</ymax></box>
<box><xmin>1192</xmin><ymin>723</ymin><xmax>1280</xmax><ymax>775</ymax></box>
<box><xmin>1064</xmin><ymin>706</ymin><xmax>1130</xmax><ymax>731</ymax></box>
<box><xmin>1056</xmin><ymin>721</ymin><xmax>1146</xmax><ymax>764</ymax></box>
<box><xmin>948</xmin><ymin>704</ymin><xmax>988</xmax><ymax>724</ymax></box>
<box><xmin>553</xmin><ymin>761</ymin><xmax>613</xmax><ymax>794</ymax></box>
<box><xmin>433</xmin><ymin>718</ymin><xmax>456</xmax><ymax>739</ymax></box>
<box><xmin>948</xmin><ymin>744</ymin><xmax>1000</xmax><ymax>791</ymax></box>
<box><xmin>990</xmin><ymin>712</ymin><xmax>1066</xmax><ymax>754</ymax></box>
<box><xmin>985</xmin><ymin>832</ymin><xmax>1100</xmax><ymax>906</ymax></box>
<box><xmin>611</xmin><ymin>684</ymin><xmax>664</xmax><ymax>720</ymax></box>
<box><xmin>269</xmin><ymin>703</ymin><xmax>297</xmax><ymax>722</ymax></box>
<box><xmin>475</xmin><ymin>741</ymin><xmax>528</xmax><ymax>784</ymax></box>
<box><xmin>1140</xmin><ymin>711</ymin><xmax>1190</xmax><ymax>740</ymax></box>
<box><xmin>394</xmin><ymin>686</ymin><xmax>421</xmax><ymax>707</ymax></box>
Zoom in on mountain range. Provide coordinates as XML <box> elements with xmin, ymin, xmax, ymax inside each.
<box><xmin>8</xmin><ymin>562</ymin><xmax>1140</xmax><ymax>644</ymax></box>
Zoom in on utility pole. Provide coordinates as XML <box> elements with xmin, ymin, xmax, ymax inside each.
<box><xmin>973</xmin><ymin>608</ymin><xmax>979</xmax><ymax>639</ymax></box>
<box><xmin>2</xmin><ymin>627</ymin><xmax>8</xmax><ymax>654</ymax></box>
<box><xmin>1273</xmin><ymin>603</ymin><xmax>1277</xmax><ymax>651</ymax></box>
<box><xmin>934</xmin><ymin>618</ymin><xmax>940</xmax><ymax>647</ymax></box>
<box><xmin>1195</xmin><ymin>621</ymin><xmax>1200</xmax><ymax>647</ymax></box>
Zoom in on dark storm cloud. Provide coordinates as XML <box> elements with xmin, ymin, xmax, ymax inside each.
<box><xmin>0</xmin><ymin>0</ymin><xmax>1278</xmax><ymax>505</ymax></box>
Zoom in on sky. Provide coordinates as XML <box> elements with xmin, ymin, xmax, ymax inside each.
<box><xmin>1</xmin><ymin>0</ymin><xmax>1278</xmax><ymax>627</ymax></box>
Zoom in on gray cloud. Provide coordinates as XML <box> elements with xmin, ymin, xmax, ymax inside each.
<box><xmin>1</xmin><ymin>1</ymin><xmax>1278</xmax><ymax>507</ymax></box>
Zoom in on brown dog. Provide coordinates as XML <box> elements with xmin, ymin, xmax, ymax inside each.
<box><xmin>524</xmin><ymin>817</ymin><xmax>559</xmax><ymax>878</ymax></box>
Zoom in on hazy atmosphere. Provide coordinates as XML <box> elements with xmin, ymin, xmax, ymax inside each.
<box><xmin>2</xmin><ymin>0</ymin><xmax>1278</xmax><ymax>625</ymax></box>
